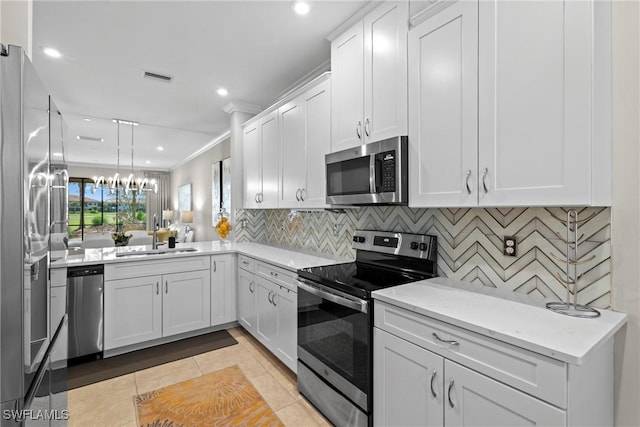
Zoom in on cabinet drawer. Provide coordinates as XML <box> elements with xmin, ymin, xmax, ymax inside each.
<box><xmin>256</xmin><ymin>262</ymin><xmax>297</xmax><ymax>292</ymax></box>
<box><xmin>375</xmin><ymin>301</ymin><xmax>567</xmax><ymax>408</ymax></box>
<box><xmin>238</xmin><ymin>255</ymin><xmax>257</xmax><ymax>273</ymax></box>
<box><xmin>105</xmin><ymin>256</ymin><xmax>210</xmax><ymax>281</ymax></box>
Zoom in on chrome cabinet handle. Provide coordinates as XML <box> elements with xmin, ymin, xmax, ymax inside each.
<box><xmin>255</xmin><ymin>193</ymin><xmax>259</xmax><ymax>203</ymax></box>
<box><xmin>213</xmin><ymin>260</ymin><xmax>217</xmax><ymax>272</ymax></box>
<box><xmin>482</xmin><ymin>168</ymin><xmax>489</xmax><ymax>193</ymax></box>
<box><xmin>165</xmin><ymin>280</ymin><xmax>168</xmax><ymax>294</ymax></box>
<box><xmin>156</xmin><ymin>282</ymin><xmax>159</xmax><ymax>295</ymax></box>
<box><xmin>465</xmin><ymin>170</ymin><xmax>472</xmax><ymax>194</ymax></box>
<box><xmin>447</xmin><ymin>378</ymin><xmax>455</xmax><ymax>408</ymax></box>
<box><xmin>272</xmin><ymin>293</ymin><xmax>277</xmax><ymax>306</ymax></box>
<box><xmin>242</xmin><ymin>260</ymin><xmax>249</xmax><ymax>265</ymax></box>
<box><xmin>433</xmin><ymin>332</ymin><xmax>460</xmax><ymax>346</ymax></box>
<box><xmin>295</xmin><ymin>189</ymin><xmax>300</xmax><ymax>202</ymax></box>
<box><xmin>249</xmin><ymin>282</ymin><xmax>255</xmax><ymax>293</ymax></box>
<box><xmin>356</xmin><ymin>121</ymin><xmax>362</xmax><ymax>140</ymax></box>
<box><xmin>364</xmin><ymin>118</ymin><xmax>370</xmax><ymax>137</ymax></box>
<box><xmin>300</xmin><ymin>188</ymin><xmax>306</xmax><ymax>202</ymax></box>
<box><xmin>270</xmin><ymin>271</ymin><xmax>278</xmax><ymax>278</ymax></box>
<box><xmin>267</xmin><ymin>291</ymin><xmax>273</xmax><ymax>304</ymax></box>
<box><xmin>430</xmin><ymin>369</ymin><xmax>437</xmax><ymax>398</ymax></box>
<box><xmin>259</xmin><ymin>193</ymin><xmax>264</xmax><ymax>203</ymax></box>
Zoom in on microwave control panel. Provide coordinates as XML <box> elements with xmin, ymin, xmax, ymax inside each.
<box><xmin>378</xmin><ymin>150</ymin><xmax>396</xmax><ymax>192</ymax></box>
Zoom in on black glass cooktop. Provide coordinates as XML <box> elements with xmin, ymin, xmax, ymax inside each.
<box><xmin>297</xmin><ymin>261</ymin><xmax>432</xmax><ymax>300</ymax></box>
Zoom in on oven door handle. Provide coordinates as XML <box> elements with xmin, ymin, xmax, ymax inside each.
<box><xmin>297</xmin><ymin>278</ymin><xmax>368</xmax><ymax>313</ymax></box>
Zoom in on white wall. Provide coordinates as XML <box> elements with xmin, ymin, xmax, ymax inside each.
<box><xmin>611</xmin><ymin>1</ymin><xmax>640</xmax><ymax>426</ymax></box>
<box><xmin>0</xmin><ymin>0</ymin><xmax>33</xmax><ymax>58</ymax></box>
<box><xmin>170</xmin><ymin>139</ymin><xmax>230</xmax><ymax>242</ymax></box>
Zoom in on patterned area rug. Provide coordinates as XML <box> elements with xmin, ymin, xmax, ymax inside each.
<box><xmin>134</xmin><ymin>365</ymin><xmax>283</xmax><ymax>427</ymax></box>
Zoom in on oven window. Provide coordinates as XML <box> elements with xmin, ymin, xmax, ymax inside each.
<box><xmin>298</xmin><ymin>288</ymin><xmax>369</xmax><ymax>393</ymax></box>
<box><xmin>326</xmin><ymin>157</ymin><xmax>371</xmax><ymax>196</ymax></box>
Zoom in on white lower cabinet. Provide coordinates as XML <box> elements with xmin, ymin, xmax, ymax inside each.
<box><xmin>374</xmin><ymin>300</ymin><xmax>614</xmax><ymax>427</ymax></box>
<box><xmin>210</xmin><ymin>254</ymin><xmax>236</xmax><ymax>326</ymax></box>
<box><xmin>237</xmin><ymin>255</ymin><xmax>298</xmax><ymax>372</ymax></box>
<box><xmin>104</xmin><ymin>275</ymin><xmax>163</xmax><ymax>349</ymax></box>
<box><xmin>237</xmin><ymin>267</ymin><xmax>257</xmax><ymax>334</ymax></box>
<box><xmin>374</xmin><ymin>328</ymin><xmax>564</xmax><ymax>427</ymax></box>
<box><xmin>162</xmin><ymin>270</ymin><xmax>211</xmax><ymax>337</ymax></box>
<box><xmin>104</xmin><ymin>257</ymin><xmax>211</xmax><ymax>350</ymax></box>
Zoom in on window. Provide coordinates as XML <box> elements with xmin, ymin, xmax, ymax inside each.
<box><xmin>68</xmin><ymin>177</ymin><xmax>147</xmax><ymax>240</ymax></box>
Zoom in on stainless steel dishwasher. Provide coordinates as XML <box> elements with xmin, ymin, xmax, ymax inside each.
<box><xmin>67</xmin><ymin>264</ymin><xmax>104</xmax><ymax>364</ymax></box>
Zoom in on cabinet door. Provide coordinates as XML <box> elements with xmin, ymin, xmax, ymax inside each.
<box><xmin>374</xmin><ymin>328</ymin><xmax>444</xmax><ymax>427</ymax></box>
<box><xmin>162</xmin><ymin>270</ymin><xmax>211</xmax><ymax>337</ymax></box>
<box><xmin>237</xmin><ymin>268</ymin><xmax>257</xmax><ymax>333</ymax></box>
<box><xmin>279</xmin><ymin>99</ymin><xmax>305</xmax><ymax>208</ymax></box>
<box><xmin>301</xmin><ymin>78</ymin><xmax>330</xmax><ymax>208</ymax></box>
<box><xmin>331</xmin><ymin>20</ymin><xmax>364</xmax><ymax>151</ymax></box>
<box><xmin>243</xmin><ymin>122</ymin><xmax>261</xmax><ymax>208</ymax></box>
<box><xmin>363</xmin><ymin>1</ymin><xmax>408</xmax><ymax>143</ymax></box>
<box><xmin>274</xmin><ymin>286</ymin><xmax>297</xmax><ymax>372</ymax></box>
<box><xmin>408</xmin><ymin>1</ymin><xmax>478</xmax><ymax>207</ymax></box>
<box><xmin>104</xmin><ymin>276</ymin><xmax>162</xmax><ymax>350</ymax></box>
<box><xmin>256</xmin><ymin>277</ymin><xmax>277</xmax><ymax>349</ymax></box>
<box><xmin>445</xmin><ymin>360</ymin><xmax>565</xmax><ymax>427</ymax></box>
<box><xmin>260</xmin><ymin>111</ymin><xmax>280</xmax><ymax>208</ymax></box>
<box><xmin>478</xmin><ymin>0</ymin><xmax>591</xmax><ymax>206</ymax></box>
<box><xmin>211</xmin><ymin>254</ymin><xmax>236</xmax><ymax>326</ymax></box>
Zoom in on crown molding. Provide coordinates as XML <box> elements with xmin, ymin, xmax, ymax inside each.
<box><xmin>223</xmin><ymin>101</ymin><xmax>263</xmax><ymax>115</ymax></box>
<box><xmin>171</xmin><ymin>130</ymin><xmax>231</xmax><ymax>170</ymax></box>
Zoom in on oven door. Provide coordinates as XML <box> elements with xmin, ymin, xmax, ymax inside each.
<box><xmin>297</xmin><ymin>278</ymin><xmax>370</xmax><ymax>411</ymax></box>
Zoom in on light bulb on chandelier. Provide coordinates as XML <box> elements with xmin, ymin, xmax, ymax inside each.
<box><xmin>92</xmin><ymin>119</ymin><xmax>157</xmax><ymax>194</ymax></box>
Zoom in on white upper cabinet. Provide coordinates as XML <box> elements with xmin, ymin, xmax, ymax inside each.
<box><xmin>408</xmin><ymin>0</ymin><xmax>478</xmax><ymax>207</ymax></box>
<box><xmin>409</xmin><ymin>0</ymin><xmax>611</xmax><ymax>207</ymax></box>
<box><xmin>331</xmin><ymin>1</ymin><xmax>408</xmax><ymax>152</ymax></box>
<box><xmin>279</xmin><ymin>76</ymin><xmax>331</xmax><ymax>208</ymax></box>
<box><xmin>243</xmin><ymin>111</ymin><xmax>279</xmax><ymax>208</ymax></box>
<box><xmin>478</xmin><ymin>0</ymin><xmax>593</xmax><ymax>206</ymax></box>
<box><xmin>243</xmin><ymin>73</ymin><xmax>330</xmax><ymax>210</ymax></box>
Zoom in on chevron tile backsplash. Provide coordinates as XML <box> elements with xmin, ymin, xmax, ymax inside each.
<box><xmin>235</xmin><ymin>207</ymin><xmax>611</xmax><ymax>309</ymax></box>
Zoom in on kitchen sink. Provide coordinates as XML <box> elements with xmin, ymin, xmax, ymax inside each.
<box><xmin>115</xmin><ymin>247</ymin><xmax>198</xmax><ymax>257</ymax></box>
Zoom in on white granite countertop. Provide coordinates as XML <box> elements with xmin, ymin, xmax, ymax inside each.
<box><xmin>50</xmin><ymin>241</ymin><xmax>346</xmax><ymax>272</ymax></box>
<box><xmin>372</xmin><ymin>277</ymin><xmax>627</xmax><ymax>365</ymax></box>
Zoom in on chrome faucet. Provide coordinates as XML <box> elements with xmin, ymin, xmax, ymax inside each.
<box><xmin>152</xmin><ymin>213</ymin><xmax>159</xmax><ymax>249</ymax></box>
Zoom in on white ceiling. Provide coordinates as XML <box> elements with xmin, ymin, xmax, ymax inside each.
<box><xmin>32</xmin><ymin>0</ymin><xmax>369</xmax><ymax>170</ymax></box>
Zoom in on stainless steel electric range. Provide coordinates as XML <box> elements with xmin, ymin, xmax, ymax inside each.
<box><xmin>296</xmin><ymin>230</ymin><xmax>438</xmax><ymax>427</ymax></box>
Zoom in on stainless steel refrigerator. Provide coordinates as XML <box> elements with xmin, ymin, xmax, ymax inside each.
<box><xmin>0</xmin><ymin>44</ymin><xmax>68</xmax><ymax>426</ymax></box>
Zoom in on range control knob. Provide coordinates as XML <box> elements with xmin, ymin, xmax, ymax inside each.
<box><xmin>419</xmin><ymin>242</ymin><xmax>429</xmax><ymax>251</ymax></box>
<box><xmin>352</xmin><ymin>236</ymin><xmax>365</xmax><ymax>243</ymax></box>
<box><xmin>410</xmin><ymin>242</ymin><xmax>419</xmax><ymax>250</ymax></box>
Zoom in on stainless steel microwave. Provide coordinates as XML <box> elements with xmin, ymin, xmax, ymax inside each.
<box><xmin>325</xmin><ymin>136</ymin><xmax>408</xmax><ymax>205</ymax></box>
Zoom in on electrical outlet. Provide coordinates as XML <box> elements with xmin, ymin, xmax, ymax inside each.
<box><xmin>503</xmin><ymin>236</ymin><xmax>517</xmax><ymax>257</ymax></box>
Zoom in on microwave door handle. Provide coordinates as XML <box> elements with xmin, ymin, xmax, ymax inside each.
<box><xmin>369</xmin><ymin>155</ymin><xmax>376</xmax><ymax>194</ymax></box>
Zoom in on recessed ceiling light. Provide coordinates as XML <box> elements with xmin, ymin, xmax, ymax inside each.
<box><xmin>146</xmin><ymin>160</ymin><xmax>151</xmax><ymax>164</ymax></box>
<box><xmin>83</xmin><ymin>118</ymin><xmax>92</xmax><ymax>122</ymax></box>
<box><xmin>217</xmin><ymin>88</ymin><xmax>228</xmax><ymax>97</ymax></box>
<box><xmin>157</xmin><ymin>146</ymin><xmax>164</xmax><ymax>151</ymax></box>
<box><xmin>42</xmin><ymin>47</ymin><xmax>61</xmax><ymax>58</ymax></box>
<box><xmin>52</xmin><ymin>152</ymin><xmax>63</xmax><ymax>157</ymax></box>
<box><xmin>293</xmin><ymin>1</ymin><xmax>310</xmax><ymax>15</ymax></box>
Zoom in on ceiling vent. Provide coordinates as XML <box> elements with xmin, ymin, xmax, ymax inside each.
<box><xmin>142</xmin><ymin>70</ymin><xmax>173</xmax><ymax>83</ymax></box>
<box><xmin>76</xmin><ymin>135</ymin><xmax>104</xmax><ymax>143</ymax></box>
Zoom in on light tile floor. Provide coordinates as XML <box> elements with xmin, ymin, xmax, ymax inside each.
<box><xmin>68</xmin><ymin>327</ymin><xmax>331</xmax><ymax>427</ymax></box>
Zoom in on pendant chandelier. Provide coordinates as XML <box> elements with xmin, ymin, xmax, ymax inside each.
<box><xmin>92</xmin><ymin>119</ymin><xmax>157</xmax><ymax>194</ymax></box>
